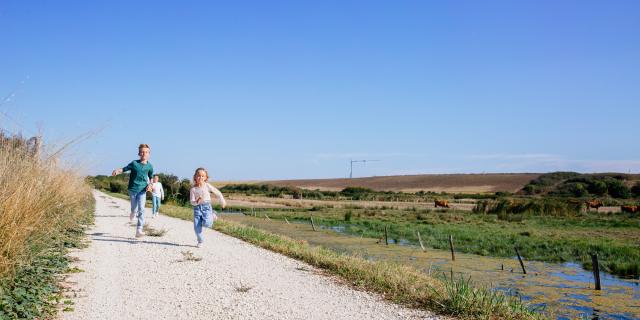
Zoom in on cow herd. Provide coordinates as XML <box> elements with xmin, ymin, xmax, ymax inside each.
<box><xmin>585</xmin><ymin>199</ymin><xmax>639</xmax><ymax>213</ymax></box>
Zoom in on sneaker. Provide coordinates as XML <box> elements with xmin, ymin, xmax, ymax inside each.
<box><xmin>135</xmin><ymin>231</ymin><xmax>145</xmax><ymax>238</ymax></box>
<box><xmin>196</xmin><ymin>242</ymin><xmax>202</xmax><ymax>248</ymax></box>
<box><xmin>129</xmin><ymin>212</ymin><xmax>135</xmax><ymax>221</ymax></box>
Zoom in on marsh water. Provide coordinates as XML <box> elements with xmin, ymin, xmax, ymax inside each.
<box><xmin>222</xmin><ymin>214</ymin><xmax>640</xmax><ymax>319</ymax></box>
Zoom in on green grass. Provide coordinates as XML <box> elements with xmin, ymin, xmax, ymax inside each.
<box><xmin>111</xmin><ymin>188</ymin><xmax>640</xmax><ymax>278</ymax></box>
<box><xmin>0</xmin><ymin>196</ymin><xmax>94</xmax><ymax>319</ymax></box>
<box><xmin>153</xmin><ymin>200</ymin><xmax>542</xmax><ymax>319</ymax></box>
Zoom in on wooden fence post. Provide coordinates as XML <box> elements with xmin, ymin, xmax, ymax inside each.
<box><xmin>384</xmin><ymin>225</ymin><xmax>389</xmax><ymax>245</ymax></box>
<box><xmin>416</xmin><ymin>231</ymin><xmax>426</xmax><ymax>251</ymax></box>
<box><xmin>591</xmin><ymin>254</ymin><xmax>602</xmax><ymax>290</ymax></box>
<box><xmin>515</xmin><ymin>247</ymin><xmax>527</xmax><ymax>274</ymax></box>
<box><xmin>448</xmin><ymin>235</ymin><xmax>455</xmax><ymax>261</ymax></box>
<box><xmin>310</xmin><ymin>216</ymin><xmax>317</xmax><ymax>231</ymax></box>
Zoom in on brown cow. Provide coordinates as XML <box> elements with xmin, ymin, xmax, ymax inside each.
<box><xmin>585</xmin><ymin>199</ymin><xmax>603</xmax><ymax>211</ymax></box>
<box><xmin>621</xmin><ymin>205</ymin><xmax>639</xmax><ymax>213</ymax></box>
<box><xmin>434</xmin><ymin>199</ymin><xmax>450</xmax><ymax>208</ymax></box>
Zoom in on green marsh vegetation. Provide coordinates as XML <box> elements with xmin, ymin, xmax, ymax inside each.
<box><xmin>261</xmin><ymin>205</ymin><xmax>640</xmax><ymax>279</ymax></box>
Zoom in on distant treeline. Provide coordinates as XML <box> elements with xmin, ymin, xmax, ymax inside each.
<box><xmin>87</xmin><ymin>174</ymin><xmax>500</xmax><ymax>203</ymax></box>
<box><xmin>87</xmin><ymin>171</ymin><xmax>640</xmax><ymax>206</ymax></box>
<box><xmin>521</xmin><ymin>172</ymin><xmax>640</xmax><ymax>199</ymax></box>
<box><xmin>88</xmin><ymin>173</ymin><xmax>194</xmax><ymax>205</ymax></box>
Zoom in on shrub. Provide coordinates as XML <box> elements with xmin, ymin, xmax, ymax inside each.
<box><xmin>607</xmin><ymin>179</ymin><xmax>631</xmax><ymax>199</ymax></box>
<box><xmin>588</xmin><ymin>180</ymin><xmax>608</xmax><ymax>196</ymax></box>
<box><xmin>109</xmin><ymin>180</ymin><xmax>127</xmax><ymax>193</ymax></box>
<box><xmin>631</xmin><ymin>182</ymin><xmax>640</xmax><ymax>198</ymax></box>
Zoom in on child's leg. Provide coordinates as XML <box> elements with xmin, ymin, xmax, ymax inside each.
<box><xmin>135</xmin><ymin>190</ymin><xmax>146</xmax><ymax>233</ymax></box>
<box><xmin>151</xmin><ymin>196</ymin><xmax>158</xmax><ymax>216</ymax></box>
<box><xmin>193</xmin><ymin>207</ymin><xmax>204</xmax><ymax>243</ymax></box>
<box><xmin>128</xmin><ymin>191</ymin><xmax>137</xmax><ymax>220</ymax></box>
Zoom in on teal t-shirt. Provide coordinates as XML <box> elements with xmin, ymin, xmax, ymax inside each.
<box><xmin>122</xmin><ymin>160</ymin><xmax>154</xmax><ymax>193</ymax></box>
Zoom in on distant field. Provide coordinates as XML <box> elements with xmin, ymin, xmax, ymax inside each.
<box><xmin>251</xmin><ymin>173</ymin><xmax>541</xmax><ymax>193</ymax></box>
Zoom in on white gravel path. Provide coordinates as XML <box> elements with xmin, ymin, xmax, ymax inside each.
<box><xmin>60</xmin><ymin>191</ymin><xmax>439</xmax><ymax>320</ymax></box>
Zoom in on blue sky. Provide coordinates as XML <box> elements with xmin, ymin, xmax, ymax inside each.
<box><xmin>1</xmin><ymin>1</ymin><xmax>639</xmax><ymax>180</ymax></box>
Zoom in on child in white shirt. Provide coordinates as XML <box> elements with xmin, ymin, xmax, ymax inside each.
<box><xmin>150</xmin><ymin>175</ymin><xmax>164</xmax><ymax>218</ymax></box>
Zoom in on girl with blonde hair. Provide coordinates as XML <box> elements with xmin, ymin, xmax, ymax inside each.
<box><xmin>190</xmin><ymin>167</ymin><xmax>226</xmax><ymax>247</ymax></box>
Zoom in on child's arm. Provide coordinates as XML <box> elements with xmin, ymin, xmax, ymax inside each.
<box><xmin>207</xmin><ymin>184</ymin><xmax>227</xmax><ymax>209</ymax></box>
<box><xmin>189</xmin><ymin>188</ymin><xmax>202</xmax><ymax>206</ymax></box>
<box><xmin>112</xmin><ymin>162</ymin><xmax>133</xmax><ymax>176</ymax></box>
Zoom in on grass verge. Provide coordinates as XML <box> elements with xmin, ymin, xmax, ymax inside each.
<box><xmin>0</xmin><ymin>132</ymin><xmax>95</xmax><ymax>319</ymax></box>
<box><xmin>156</xmin><ymin>201</ymin><xmax>543</xmax><ymax>319</ymax></box>
<box><xmin>0</xmin><ymin>192</ymin><xmax>94</xmax><ymax>319</ymax></box>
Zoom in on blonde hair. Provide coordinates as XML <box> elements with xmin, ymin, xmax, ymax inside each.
<box><xmin>193</xmin><ymin>167</ymin><xmax>209</xmax><ymax>185</ymax></box>
<box><xmin>138</xmin><ymin>143</ymin><xmax>150</xmax><ymax>151</ymax></box>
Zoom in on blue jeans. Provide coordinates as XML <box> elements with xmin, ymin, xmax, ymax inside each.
<box><xmin>152</xmin><ymin>195</ymin><xmax>161</xmax><ymax>216</ymax></box>
<box><xmin>193</xmin><ymin>203</ymin><xmax>213</xmax><ymax>243</ymax></box>
<box><xmin>129</xmin><ymin>189</ymin><xmax>146</xmax><ymax>232</ymax></box>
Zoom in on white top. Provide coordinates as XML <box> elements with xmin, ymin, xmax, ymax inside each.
<box><xmin>190</xmin><ymin>183</ymin><xmax>226</xmax><ymax>207</ymax></box>
<box><xmin>151</xmin><ymin>182</ymin><xmax>164</xmax><ymax>198</ymax></box>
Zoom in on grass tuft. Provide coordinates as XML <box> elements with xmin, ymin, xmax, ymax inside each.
<box><xmin>142</xmin><ymin>224</ymin><xmax>167</xmax><ymax>237</ymax></box>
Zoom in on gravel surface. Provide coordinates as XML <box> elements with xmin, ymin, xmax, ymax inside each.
<box><xmin>60</xmin><ymin>191</ymin><xmax>439</xmax><ymax>320</ymax></box>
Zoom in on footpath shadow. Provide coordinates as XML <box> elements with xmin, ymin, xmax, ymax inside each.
<box><xmin>89</xmin><ymin>233</ymin><xmax>196</xmax><ymax>248</ymax></box>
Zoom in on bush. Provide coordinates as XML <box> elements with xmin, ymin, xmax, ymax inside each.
<box><xmin>607</xmin><ymin>179</ymin><xmax>631</xmax><ymax>199</ymax></box>
<box><xmin>109</xmin><ymin>180</ymin><xmax>127</xmax><ymax>193</ymax></box>
<box><xmin>571</xmin><ymin>183</ymin><xmax>589</xmax><ymax>197</ymax></box>
<box><xmin>631</xmin><ymin>182</ymin><xmax>640</xmax><ymax>198</ymax></box>
<box><xmin>588</xmin><ymin>180</ymin><xmax>608</xmax><ymax>196</ymax></box>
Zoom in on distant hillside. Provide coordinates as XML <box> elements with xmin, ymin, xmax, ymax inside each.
<box><xmin>259</xmin><ymin>173</ymin><xmax>541</xmax><ymax>193</ymax></box>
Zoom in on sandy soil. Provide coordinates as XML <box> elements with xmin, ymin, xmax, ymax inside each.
<box><xmin>59</xmin><ymin>191</ymin><xmax>439</xmax><ymax>320</ymax></box>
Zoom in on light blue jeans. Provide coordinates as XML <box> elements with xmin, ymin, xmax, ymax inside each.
<box><xmin>193</xmin><ymin>202</ymin><xmax>213</xmax><ymax>243</ymax></box>
<box><xmin>129</xmin><ymin>189</ymin><xmax>146</xmax><ymax>233</ymax></box>
<box><xmin>152</xmin><ymin>195</ymin><xmax>161</xmax><ymax>216</ymax></box>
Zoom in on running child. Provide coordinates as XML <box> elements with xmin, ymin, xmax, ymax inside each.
<box><xmin>112</xmin><ymin>144</ymin><xmax>154</xmax><ymax>238</ymax></box>
<box><xmin>190</xmin><ymin>167</ymin><xmax>226</xmax><ymax>247</ymax></box>
<box><xmin>150</xmin><ymin>175</ymin><xmax>164</xmax><ymax>218</ymax></box>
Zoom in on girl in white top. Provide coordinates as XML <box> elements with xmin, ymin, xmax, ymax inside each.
<box><xmin>190</xmin><ymin>167</ymin><xmax>226</xmax><ymax>247</ymax></box>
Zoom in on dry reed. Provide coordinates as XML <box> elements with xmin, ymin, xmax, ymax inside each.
<box><xmin>0</xmin><ymin>133</ymin><xmax>91</xmax><ymax>278</ymax></box>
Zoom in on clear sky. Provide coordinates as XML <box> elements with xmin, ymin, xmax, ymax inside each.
<box><xmin>1</xmin><ymin>1</ymin><xmax>639</xmax><ymax>180</ymax></box>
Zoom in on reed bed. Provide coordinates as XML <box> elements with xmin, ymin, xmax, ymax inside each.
<box><xmin>0</xmin><ymin>133</ymin><xmax>92</xmax><ymax>279</ymax></box>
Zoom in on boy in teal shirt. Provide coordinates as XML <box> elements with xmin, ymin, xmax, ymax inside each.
<box><xmin>112</xmin><ymin>144</ymin><xmax>154</xmax><ymax>238</ymax></box>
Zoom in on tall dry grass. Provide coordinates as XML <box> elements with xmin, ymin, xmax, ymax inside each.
<box><xmin>0</xmin><ymin>132</ymin><xmax>91</xmax><ymax>278</ymax></box>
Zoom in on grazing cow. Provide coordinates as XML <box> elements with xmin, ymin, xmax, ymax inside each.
<box><xmin>434</xmin><ymin>199</ymin><xmax>450</xmax><ymax>208</ymax></box>
<box><xmin>585</xmin><ymin>199</ymin><xmax>603</xmax><ymax>211</ymax></box>
<box><xmin>621</xmin><ymin>205</ymin><xmax>639</xmax><ymax>213</ymax></box>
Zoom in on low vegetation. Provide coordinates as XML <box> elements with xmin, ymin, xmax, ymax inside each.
<box><xmin>153</xmin><ymin>200</ymin><xmax>541</xmax><ymax>319</ymax></box>
<box><xmin>522</xmin><ymin>172</ymin><xmax>640</xmax><ymax>199</ymax></box>
<box><xmin>261</xmin><ymin>206</ymin><xmax>639</xmax><ymax>278</ymax></box>
<box><xmin>0</xmin><ymin>132</ymin><xmax>94</xmax><ymax>319</ymax></box>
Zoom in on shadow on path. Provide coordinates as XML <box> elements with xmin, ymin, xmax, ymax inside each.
<box><xmin>90</xmin><ymin>234</ymin><xmax>196</xmax><ymax>248</ymax></box>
